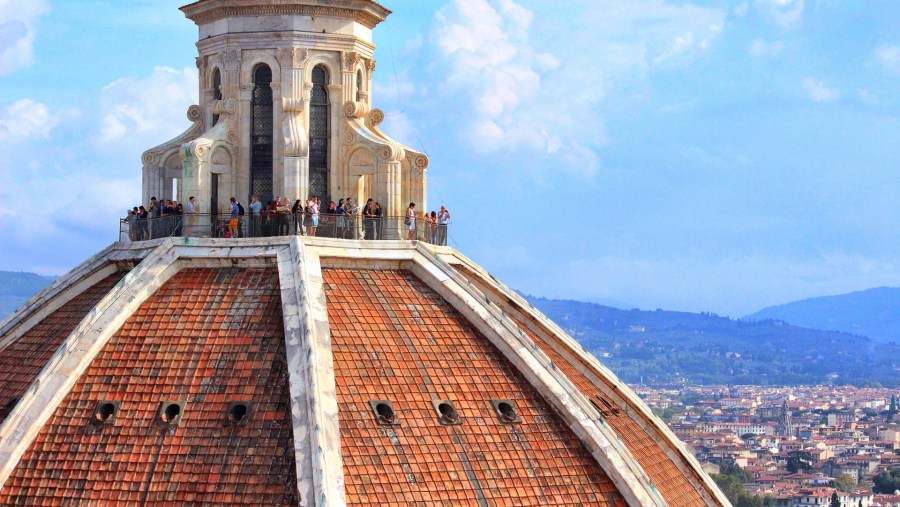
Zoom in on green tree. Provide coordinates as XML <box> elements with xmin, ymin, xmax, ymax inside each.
<box><xmin>831</xmin><ymin>474</ymin><xmax>856</xmax><ymax>493</ymax></box>
<box><xmin>830</xmin><ymin>491</ymin><xmax>840</xmax><ymax>507</ymax></box>
<box><xmin>873</xmin><ymin>469</ymin><xmax>900</xmax><ymax>494</ymax></box>
<box><xmin>719</xmin><ymin>462</ymin><xmax>753</xmax><ymax>484</ymax></box>
<box><xmin>786</xmin><ymin>451</ymin><xmax>813</xmax><ymax>473</ymax></box>
<box><xmin>711</xmin><ymin>474</ymin><xmax>744</xmax><ymax>505</ymax></box>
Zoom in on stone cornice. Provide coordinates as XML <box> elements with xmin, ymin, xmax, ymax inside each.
<box><xmin>180</xmin><ymin>0</ymin><xmax>391</xmax><ymax>29</ymax></box>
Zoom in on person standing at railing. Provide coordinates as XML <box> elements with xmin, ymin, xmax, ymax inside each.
<box><xmin>138</xmin><ymin>206</ymin><xmax>149</xmax><ymax>240</ymax></box>
<box><xmin>128</xmin><ymin>208</ymin><xmax>139</xmax><ymax>242</ymax></box>
<box><xmin>228</xmin><ymin>197</ymin><xmax>239</xmax><ymax>238</ymax></box>
<box><xmin>174</xmin><ymin>203</ymin><xmax>184</xmax><ymax>237</ymax></box>
<box><xmin>430</xmin><ymin>211</ymin><xmax>439</xmax><ymax>244</ymax></box>
<box><xmin>437</xmin><ymin>205</ymin><xmax>450</xmax><ymax>246</ymax></box>
<box><xmin>277</xmin><ymin>197</ymin><xmax>291</xmax><ymax>236</ymax></box>
<box><xmin>336</xmin><ymin>199</ymin><xmax>346</xmax><ymax>239</ymax></box>
<box><xmin>374</xmin><ymin>201</ymin><xmax>383</xmax><ymax>240</ymax></box>
<box><xmin>307</xmin><ymin>196</ymin><xmax>319</xmax><ymax>236</ymax></box>
<box><xmin>423</xmin><ymin>212</ymin><xmax>434</xmax><ymax>243</ymax></box>
<box><xmin>362</xmin><ymin>198</ymin><xmax>375</xmax><ymax>240</ymax></box>
<box><xmin>406</xmin><ymin>202</ymin><xmax>417</xmax><ymax>240</ymax></box>
<box><xmin>345</xmin><ymin>198</ymin><xmax>359</xmax><ymax>239</ymax></box>
<box><xmin>185</xmin><ymin>196</ymin><xmax>198</xmax><ymax>237</ymax></box>
<box><xmin>248</xmin><ymin>195</ymin><xmax>262</xmax><ymax>237</ymax></box>
<box><xmin>149</xmin><ymin>197</ymin><xmax>160</xmax><ymax>239</ymax></box>
<box><xmin>291</xmin><ymin>199</ymin><xmax>304</xmax><ymax>235</ymax></box>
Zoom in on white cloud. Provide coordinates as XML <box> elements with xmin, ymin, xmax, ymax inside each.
<box><xmin>0</xmin><ymin>65</ymin><xmax>198</xmax><ymax>256</ymax></box>
<box><xmin>875</xmin><ymin>45</ymin><xmax>900</xmax><ymax>74</ymax></box>
<box><xmin>748</xmin><ymin>38</ymin><xmax>784</xmax><ymax>57</ymax></box>
<box><xmin>0</xmin><ymin>0</ymin><xmax>50</xmax><ymax>76</ymax></box>
<box><xmin>0</xmin><ymin>99</ymin><xmax>61</xmax><ymax>143</ymax></box>
<box><xmin>98</xmin><ymin>66</ymin><xmax>198</xmax><ymax>152</ymax></box>
<box><xmin>733</xmin><ymin>1</ymin><xmax>750</xmax><ymax>17</ymax></box>
<box><xmin>755</xmin><ymin>0</ymin><xmax>805</xmax><ymax>29</ymax></box>
<box><xmin>428</xmin><ymin>0</ymin><xmax>725</xmax><ymax>174</ymax></box>
<box><xmin>803</xmin><ymin>77</ymin><xmax>839</xmax><ymax>102</ymax></box>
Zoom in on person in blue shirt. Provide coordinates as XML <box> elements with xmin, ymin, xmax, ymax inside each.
<box><xmin>229</xmin><ymin>197</ymin><xmax>239</xmax><ymax>238</ymax></box>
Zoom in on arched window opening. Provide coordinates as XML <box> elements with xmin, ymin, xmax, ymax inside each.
<box><xmin>251</xmin><ymin>65</ymin><xmax>274</xmax><ymax>202</ymax></box>
<box><xmin>211</xmin><ymin>68</ymin><xmax>222</xmax><ymax>126</ymax></box>
<box><xmin>356</xmin><ymin>70</ymin><xmax>363</xmax><ymax>103</ymax></box>
<box><xmin>309</xmin><ymin>65</ymin><xmax>330</xmax><ymax>201</ymax></box>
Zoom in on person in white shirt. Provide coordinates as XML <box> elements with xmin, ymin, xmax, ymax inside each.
<box><xmin>406</xmin><ymin>202</ymin><xmax>417</xmax><ymax>240</ymax></box>
<box><xmin>437</xmin><ymin>205</ymin><xmax>450</xmax><ymax>245</ymax></box>
<box><xmin>307</xmin><ymin>196</ymin><xmax>319</xmax><ymax>236</ymax></box>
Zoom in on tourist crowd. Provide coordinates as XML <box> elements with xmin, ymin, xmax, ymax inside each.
<box><xmin>125</xmin><ymin>195</ymin><xmax>450</xmax><ymax>245</ymax></box>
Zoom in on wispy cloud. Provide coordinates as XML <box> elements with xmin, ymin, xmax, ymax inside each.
<box><xmin>748</xmin><ymin>38</ymin><xmax>784</xmax><ymax>58</ymax></box>
<box><xmin>755</xmin><ymin>0</ymin><xmax>805</xmax><ymax>29</ymax></box>
<box><xmin>97</xmin><ymin>66</ymin><xmax>198</xmax><ymax>152</ymax></box>
<box><xmin>0</xmin><ymin>0</ymin><xmax>51</xmax><ymax>75</ymax></box>
<box><xmin>875</xmin><ymin>45</ymin><xmax>900</xmax><ymax>74</ymax></box>
<box><xmin>803</xmin><ymin>77</ymin><xmax>839</xmax><ymax>102</ymax></box>
<box><xmin>426</xmin><ymin>0</ymin><xmax>726</xmax><ymax>175</ymax></box>
<box><xmin>0</xmin><ymin>99</ymin><xmax>62</xmax><ymax>143</ymax></box>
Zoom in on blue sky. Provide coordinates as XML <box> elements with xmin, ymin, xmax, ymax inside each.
<box><xmin>1</xmin><ymin>0</ymin><xmax>899</xmax><ymax>317</ymax></box>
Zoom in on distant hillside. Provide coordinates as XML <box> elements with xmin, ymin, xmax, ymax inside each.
<box><xmin>746</xmin><ymin>287</ymin><xmax>900</xmax><ymax>343</ymax></box>
<box><xmin>527</xmin><ymin>296</ymin><xmax>900</xmax><ymax>387</ymax></box>
<box><xmin>0</xmin><ymin>271</ymin><xmax>56</xmax><ymax>318</ymax></box>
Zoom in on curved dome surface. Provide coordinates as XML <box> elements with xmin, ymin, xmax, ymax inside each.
<box><xmin>0</xmin><ymin>238</ymin><xmax>728</xmax><ymax>506</ymax></box>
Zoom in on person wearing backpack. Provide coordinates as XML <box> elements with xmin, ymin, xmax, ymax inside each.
<box><xmin>229</xmin><ymin>197</ymin><xmax>240</xmax><ymax>238</ymax></box>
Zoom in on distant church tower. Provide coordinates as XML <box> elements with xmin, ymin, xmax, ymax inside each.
<box><xmin>140</xmin><ymin>0</ymin><xmax>429</xmax><ymax>225</ymax></box>
<box><xmin>781</xmin><ymin>400</ymin><xmax>794</xmax><ymax>437</ymax></box>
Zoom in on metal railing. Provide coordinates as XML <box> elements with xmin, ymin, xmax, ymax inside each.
<box><xmin>119</xmin><ymin>212</ymin><xmax>450</xmax><ymax>245</ymax></box>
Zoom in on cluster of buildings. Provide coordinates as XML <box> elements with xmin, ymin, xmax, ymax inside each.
<box><xmin>635</xmin><ymin>385</ymin><xmax>900</xmax><ymax>506</ymax></box>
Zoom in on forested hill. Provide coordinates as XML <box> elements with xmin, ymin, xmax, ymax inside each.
<box><xmin>747</xmin><ymin>287</ymin><xmax>900</xmax><ymax>344</ymax></box>
<box><xmin>527</xmin><ymin>296</ymin><xmax>900</xmax><ymax>387</ymax></box>
<box><xmin>0</xmin><ymin>272</ymin><xmax>55</xmax><ymax>318</ymax></box>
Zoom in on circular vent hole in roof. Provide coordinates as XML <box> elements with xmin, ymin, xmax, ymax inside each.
<box><xmin>437</xmin><ymin>401</ymin><xmax>460</xmax><ymax>425</ymax></box>
<box><xmin>227</xmin><ymin>402</ymin><xmax>251</xmax><ymax>425</ymax></box>
<box><xmin>94</xmin><ymin>401</ymin><xmax>116</xmax><ymax>423</ymax></box>
<box><xmin>497</xmin><ymin>402</ymin><xmax>518</xmax><ymax>422</ymax></box>
<box><xmin>159</xmin><ymin>401</ymin><xmax>184</xmax><ymax>424</ymax></box>
<box><xmin>376</xmin><ymin>402</ymin><xmax>395</xmax><ymax>424</ymax></box>
<box><xmin>491</xmin><ymin>399</ymin><xmax>521</xmax><ymax>423</ymax></box>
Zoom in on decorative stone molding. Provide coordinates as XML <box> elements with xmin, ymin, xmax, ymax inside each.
<box><xmin>412</xmin><ymin>154</ymin><xmax>429</xmax><ymax>170</ymax></box>
<box><xmin>211</xmin><ymin>98</ymin><xmax>237</xmax><ymax>116</ymax></box>
<box><xmin>187</xmin><ymin>105</ymin><xmax>202</xmax><ymax>123</ymax></box>
<box><xmin>341</xmin><ymin>51</ymin><xmax>362</xmax><ymax>72</ymax></box>
<box><xmin>283</xmin><ymin>98</ymin><xmax>304</xmax><ymax>113</ymax></box>
<box><xmin>278</xmin><ymin>47</ymin><xmax>308</xmax><ymax>69</ymax></box>
<box><xmin>219</xmin><ymin>49</ymin><xmax>241</xmax><ymax>71</ymax></box>
<box><xmin>366</xmin><ymin>108</ymin><xmax>385</xmax><ymax>128</ymax></box>
<box><xmin>181</xmin><ymin>4</ymin><xmax>391</xmax><ymax>30</ymax></box>
<box><xmin>366</xmin><ymin>59</ymin><xmax>376</xmax><ymax>73</ymax></box>
<box><xmin>226</xmin><ymin>129</ymin><xmax>239</xmax><ymax>146</ymax></box>
<box><xmin>343</xmin><ymin>100</ymin><xmax>369</xmax><ymax>119</ymax></box>
<box><xmin>377</xmin><ymin>144</ymin><xmax>405</xmax><ymax>163</ymax></box>
<box><xmin>142</xmin><ymin>150</ymin><xmax>161</xmax><ymax>167</ymax></box>
<box><xmin>343</xmin><ymin>132</ymin><xmax>355</xmax><ymax>145</ymax></box>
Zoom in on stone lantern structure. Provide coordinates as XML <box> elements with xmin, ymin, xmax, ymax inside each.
<box><xmin>140</xmin><ymin>0</ymin><xmax>428</xmax><ymax>221</ymax></box>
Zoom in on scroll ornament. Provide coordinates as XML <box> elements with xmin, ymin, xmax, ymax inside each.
<box><xmin>343</xmin><ymin>100</ymin><xmax>369</xmax><ymax>118</ymax></box>
<box><xmin>187</xmin><ymin>105</ymin><xmax>202</xmax><ymax>122</ymax></box>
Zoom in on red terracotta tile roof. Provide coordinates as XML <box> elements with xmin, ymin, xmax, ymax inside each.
<box><xmin>452</xmin><ymin>264</ymin><xmax>711</xmax><ymax>507</ymax></box>
<box><xmin>323</xmin><ymin>268</ymin><xmax>627</xmax><ymax>506</ymax></box>
<box><xmin>0</xmin><ymin>267</ymin><xmax>299</xmax><ymax>506</ymax></box>
<box><xmin>0</xmin><ymin>270</ymin><xmax>128</xmax><ymax>424</ymax></box>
